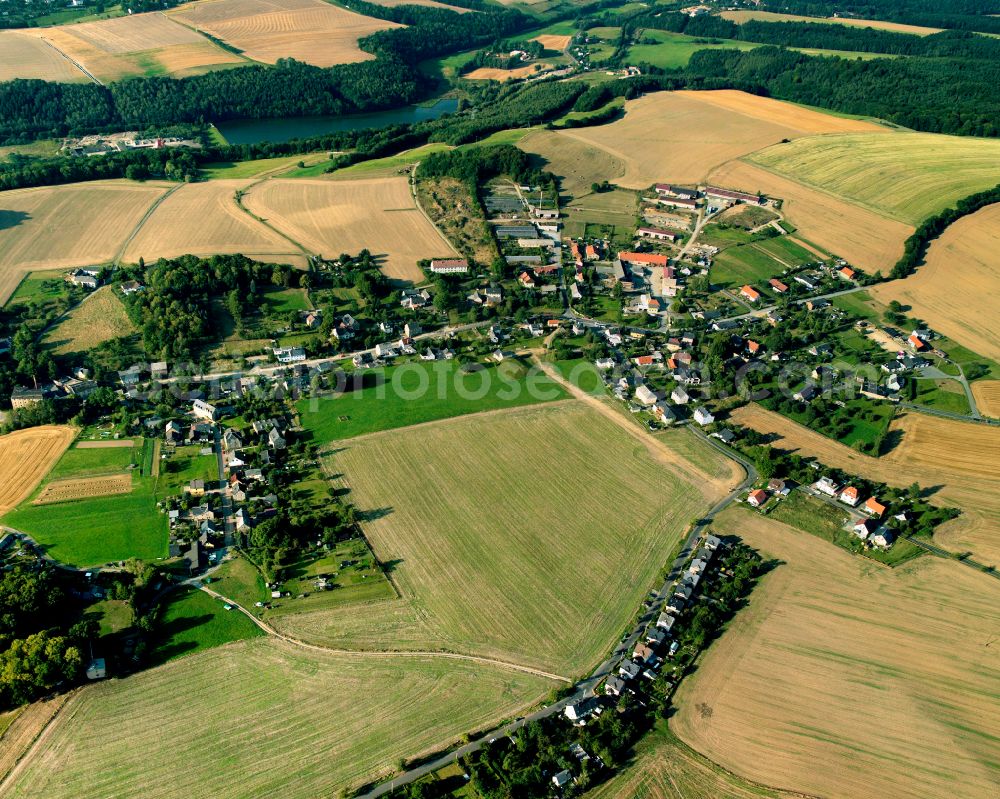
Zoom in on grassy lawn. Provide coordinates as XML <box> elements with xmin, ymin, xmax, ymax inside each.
<box><xmin>4</xmin><ymin>269</ymin><xmax>72</xmax><ymax>308</ymax></box>
<box><xmin>155</xmin><ymin>445</ymin><xmax>218</xmax><ymax>496</ymax></box>
<box><xmin>150</xmin><ymin>587</ymin><xmax>263</xmax><ymax>665</ymax></box>
<box><xmin>43</xmin><ymin>286</ymin><xmax>136</xmax><ymax>356</ymax></box>
<box><xmin>912</xmin><ymin>379</ymin><xmax>971</xmax><ymax>415</ymax></box>
<box><xmin>754</xmin><ymin>234</ymin><xmax>821</xmax><ymax>266</ymax></box>
<box><xmin>278</xmin><ymin>402</ymin><xmax>721</xmax><ymax>675</ymax></box>
<box><xmin>5</xmin><ymin>638</ymin><xmax>555</xmax><ymax>799</ymax></box>
<box><xmin>201</xmin><ymin>153</ymin><xmax>329</xmax><ymax>180</ymax></box>
<box><xmin>261</xmin><ymin>287</ymin><xmax>310</xmax><ymax>315</ymax></box>
<box><xmin>551</xmin><ymin>357</ymin><xmax>606</xmax><ymax>395</ymax></box>
<box><xmin>296</xmin><ymin>359</ymin><xmax>569</xmax><ymax>444</ymax></box>
<box><xmin>2</xmin><ymin>438</ymin><xmax>168</xmax><ymax>567</ymax></box>
<box><xmin>711</xmin><ymin>243</ymin><xmax>788</xmax><ymax>288</ymax></box>
<box><xmin>626</xmin><ymin>29</ymin><xmax>760</xmax><ymax>69</ymax></box>
<box><xmin>0</xmin><ymin>139</ymin><xmax>60</xmax><ymax>161</ymax></box>
<box><xmin>87</xmin><ymin>599</ymin><xmax>133</xmax><ymax>638</ymax></box>
<box><xmin>209</xmin><ymin>557</ymin><xmax>268</xmax><ymax>610</ymax></box>
<box><xmin>768</xmin><ymin>492</ymin><xmax>925</xmax><ymax>566</ymax></box>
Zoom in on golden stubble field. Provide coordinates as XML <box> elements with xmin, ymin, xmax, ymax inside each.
<box><xmin>0</xmin><ymin>31</ymin><xmax>88</xmax><ymax>82</ymax></box>
<box><xmin>0</xmin><ymin>181</ymin><xmax>171</xmax><ymax>304</ymax></box>
<box><xmin>275</xmin><ymin>402</ymin><xmax>733</xmax><ymax>676</ymax></box>
<box><xmin>1</xmin><ymin>638</ymin><xmax>556</xmax><ymax>799</ymax></box>
<box><xmin>526</xmin><ymin>90</ymin><xmax>886</xmax><ymax>190</ymax></box>
<box><xmin>708</xmin><ymin>159</ymin><xmax>913</xmax><ymax>271</ymax></box>
<box><xmin>465</xmin><ymin>63</ymin><xmax>550</xmax><ymax>80</ymax></box>
<box><xmin>672</xmin><ymin>507</ymin><xmax>1000</xmax><ymax>799</ymax></box>
<box><xmin>972</xmin><ymin>380</ymin><xmax>1000</xmax><ymax>418</ymax></box>
<box><xmin>720</xmin><ymin>9</ymin><xmax>944</xmax><ymax>35</ymax></box>
<box><xmin>242</xmin><ymin>176</ymin><xmax>454</xmax><ymax>282</ymax></box>
<box><xmin>169</xmin><ymin>0</ymin><xmax>402</xmax><ymax>67</ymax></box>
<box><xmin>27</xmin><ymin>13</ymin><xmax>245</xmax><ymax>81</ymax></box>
<box><xmin>730</xmin><ymin>404</ymin><xmax>1000</xmax><ymax>565</ymax></box>
<box><xmin>0</xmin><ymin>426</ymin><xmax>75</xmax><ymax>515</ymax></box>
<box><xmin>871</xmin><ymin>203</ymin><xmax>1000</xmax><ymax>363</ymax></box>
<box><xmin>122</xmin><ymin>180</ymin><xmax>305</xmax><ymax>267</ymax></box>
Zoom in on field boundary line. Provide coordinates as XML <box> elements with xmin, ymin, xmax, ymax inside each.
<box><xmin>114</xmin><ymin>183</ymin><xmax>183</xmax><ymax>265</ymax></box>
<box><xmin>34</xmin><ymin>37</ymin><xmax>101</xmax><ymax>85</ymax></box>
<box><xmin>411</xmin><ymin>161</ymin><xmax>464</xmax><ymax>256</ymax></box>
<box><xmin>0</xmin><ymin>690</ymin><xmax>76</xmax><ymax>794</ymax></box>
<box><xmin>195</xmin><ymin>584</ymin><xmax>572</xmax><ymax>683</ymax></box>
<box><xmin>235</xmin><ymin>181</ymin><xmax>315</xmax><ymax>257</ymax></box>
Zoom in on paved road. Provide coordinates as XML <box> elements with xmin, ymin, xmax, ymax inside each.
<box><xmin>354</xmin><ymin>410</ymin><xmax>756</xmax><ymax>798</ymax></box>
<box><xmin>212</xmin><ymin>425</ymin><xmax>234</xmax><ymax>548</ymax></box>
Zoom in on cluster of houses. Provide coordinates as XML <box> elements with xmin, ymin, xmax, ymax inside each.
<box><xmin>62</xmin><ymin>131</ymin><xmax>199</xmax><ymax>158</ymax></box>
<box><xmin>10</xmin><ymin>366</ymin><xmax>98</xmax><ymax>409</ymax></box>
<box><xmin>812</xmin><ymin>475</ymin><xmax>898</xmax><ymax>548</ymax></box>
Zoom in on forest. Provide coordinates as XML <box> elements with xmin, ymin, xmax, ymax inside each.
<box><xmin>757</xmin><ymin>0</ymin><xmax>1000</xmax><ymax>35</ymax></box>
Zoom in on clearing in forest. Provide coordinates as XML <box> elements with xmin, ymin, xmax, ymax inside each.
<box><xmin>2</xmin><ymin>639</ymin><xmax>556</xmax><ymax>799</ymax></box>
<box><xmin>275</xmin><ymin>402</ymin><xmax>731</xmax><ymax>675</ymax></box>
<box><xmin>0</xmin><ymin>426</ymin><xmax>75</xmax><ymax>515</ymax></box>
<box><xmin>168</xmin><ymin>0</ymin><xmax>402</xmax><ymax>67</ymax></box>
<box><xmin>870</xmin><ymin>203</ymin><xmax>1000</xmax><ymax>362</ymax></box>
<box><xmin>672</xmin><ymin>507</ymin><xmax>1000</xmax><ymax>799</ymax></box>
<box><xmin>720</xmin><ymin>9</ymin><xmax>944</xmax><ymax>35</ymax></box>
<box><xmin>242</xmin><ymin>176</ymin><xmax>453</xmax><ymax>282</ymax></box>
<box><xmin>0</xmin><ymin>181</ymin><xmax>171</xmax><ymax>304</ymax></box>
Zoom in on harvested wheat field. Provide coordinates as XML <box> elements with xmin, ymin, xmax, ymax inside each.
<box><xmin>0</xmin><ymin>693</ymin><xmax>73</xmax><ymax>784</ymax></box>
<box><xmin>545</xmin><ymin>90</ymin><xmax>884</xmax><ymax>189</ymax></box>
<box><xmin>0</xmin><ymin>31</ymin><xmax>88</xmax><ymax>83</ymax></box>
<box><xmin>673</xmin><ymin>507</ymin><xmax>1000</xmax><ymax>799</ymax></box>
<box><xmin>518</xmin><ymin>129</ymin><xmax>626</xmax><ymax>197</ymax></box>
<box><xmin>0</xmin><ymin>426</ymin><xmax>75</xmax><ymax>515</ymax></box>
<box><xmin>533</xmin><ymin>33</ymin><xmax>571</xmax><ymax>50</ymax></box>
<box><xmin>2</xmin><ymin>638</ymin><xmax>555</xmax><ymax>799</ymax></box>
<box><xmin>708</xmin><ymin>160</ymin><xmax>912</xmax><ymax>271</ymax></box>
<box><xmin>972</xmin><ymin>381</ymin><xmax>1000</xmax><ymax>418</ymax></box>
<box><xmin>43</xmin><ymin>286</ymin><xmax>136</xmax><ymax>356</ymax></box>
<box><xmin>242</xmin><ymin>177</ymin><xmax>454</xmax><ymax>282</ymax></box>
<box><xmin>0</xmin><ymin>181</ymin><xmax>171</xmax><ymax>304</ymax></box>
<box><xmin>169</xmin><ymin>0</ymin><xmax>402</xmax><ymax>67</ymax></box>
<box><xmin>720</xmin><ymin>9</ymin><xmax>943</xmax><ymax>35</ymax></box>
<box><xmin>870</xmin><ymin>203</ymin><xmax>1000</xmax><ymax>362</ymax></box>
<box><xmin>748</xmin><ymin>132</ymin><xmax>1000</xmax><ymax>225</ymax></box>
<box><xmin>276</xmin><ymin>403</ymin><xmax>729</xmax><ymax>675</ymax></box>
<box><xmin>29</xmin><ymin>13</ymin><xmax>244</xmax><ymax>81</ymax></box>
<box><xmin>465</xmin><ymin>63</ymin><xmax>549</xmax><ymax>80</ymax></box>
<box><xmin>730</xmin><ymin>404</ymin><xmax>1000</xmax><ymax>564</ymax></box>
<box><xmin>33</xmin><ymin>474</ymin><xmax>132</xmax><ymax>505</ymax></box>
<box><xmin>123</xmin><ymin>180</ymin><xmax>304</xmax><ymax>267</ymax></box>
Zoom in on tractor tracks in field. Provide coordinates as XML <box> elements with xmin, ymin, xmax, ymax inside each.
<box><xmin>194</xmin><ymin>584</ymin><xmax>572</xmax><ymax>684</ymax></box>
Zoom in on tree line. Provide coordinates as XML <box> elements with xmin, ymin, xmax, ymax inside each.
<box><xmin>755</xmin><ymin>0</ymin><xmax>1000</xmax><ymax>36</ymax></box>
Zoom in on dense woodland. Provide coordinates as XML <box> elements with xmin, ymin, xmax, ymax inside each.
<box><xmin>756</xmin><ymin>0</ymin><xmax>1000</xmax><ymax>35</ymax></box>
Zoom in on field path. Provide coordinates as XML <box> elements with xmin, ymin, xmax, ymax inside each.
<box><xmin>113</xmin><ymin>183</ymin><xmax>184</xmax><ymax>264</ymax></box>
<box><xmin>195</xmin><ymin>583</ymin><xmax>572</xmax><ymax>683</ymax></box>
<box><xmin>0</xmin><ymin>691</ymin><xmax>75</xmax><ymax>793</ymax></box>
<box><xmin>35</xmin><ymin>37</ymin><xmax>100</xmax><ymax>84</ymax></box>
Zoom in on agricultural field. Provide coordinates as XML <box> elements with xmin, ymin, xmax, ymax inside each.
<box><xmin>709</xmin><ymin>242</ymin><xmax>789</xmax><ymax>289</ymax></box>
<box><xmin>0</xmin><ymin>426</ymin><xmax>75</xmax><ymax>515</ymax></box>
<box><xmin>870</xmin><ymin>203</ymin><xmax>1000</xmax><ymax>362</ymax></box>
<box><xmin>708</xmin><ymin>160</ymin><xmax>912</xmax><ymax>271</ymax></box>
<box><xmin>242</xmin><ymin>176</ymin><xmax>453</xmax><ymax>282</ymax></box>
<box><xmin>672</xmin><ymin>507</ymin><xmax>1000</xmax><ymax>799</ymax></box>
<box><xmin>464</xmin><ymin>63</ymin><xmax>551</xmax><ymax>80</ymax></box>
<box><xmin>2</xmin><ymin>439</ymin><xmax>167</xmax><ymax>566</ymax></box>
<box><xmin>296</xmin><ymin>359</ymin><xmax>569</xmax><ymax>443</ymax></box>
<box><xmin>729</xmin><ymin>404</ymin><xmax>1000</xmax><ymax>566</ymax></box>
<box><xmin>532</xmin><ymin>33</ymin><xmax>571</xmax><ymax>50</ymax></box>
<box><xmin>747</xmin><ymin>132</ymin><xmax>1000</xmax><ymax>225</ymax></box>
<box><xmin>42</xmin><ymin>286</ymin><xmax>136</xmax><ymax>356</ymax></box>
<box><xmin>0</xmin><ymin>31</ymin><xmax>88</xmax><ymax>83</ymax></box>
<box><xmin>33</xmin><ymin>474</ymin><xmax>132</xmax><ymax>505</ymax></box>
<box><xmin>0</xmin><ymin>181</ymin><xmax>171</xmax><ymax>304</ymax></box>
<box><xmin>3</xmin><ymin>638</ymin><xmax>556</xmax><ymax>799</ymax></box>
<box><xmin>26</xmin><ymin>12</ymin><xmax>246</xmax><ymax>82</ymax></box>
<box><xmin>280</xmin><ymin>402</ymin><xmax>729</xmax><ymax>675</ymax></box>
<box><xmin>150</xmin><ymin>587</ymin><xmax>263</xmax><ymax>665</ymax></box>
<box><xmin>582</xmin><ymin>722</ymin><xmax>796</xmax><ymax>799</ymax></box>
<box><xmin>0</xmin><ymin>694</ymin><xmax>73</xmax><ymax>785</ymax></box>
<box><xmin>122</xmin><ymin>180</ymin><xmax>305</xmax><ymax>268</ymax></box>
<box><xmin>719</xmin><ymin>9</ymin><xmax>944</xmax><ymax>35</ymax></box>
<box><xmin>532</xmin><ymin>90</ymin><xmax>885</xmax><ymax>190</ymax></box>
<box><xmin>972</xmin><ymin>380</ymin><xmax>1000</xmax><ymax>418</ymax></box>
<box><xmin>168</xmin><ymin>0</ymin><xmax>402</xmax><ymax>67</ymax></box>
<box><xmin>626</xmin><ymin>29</ymin><xmax>761</xmax><ymax>69</ymax></box>
<box><xmin>519</xmin><ymin>129</ymin><xmax>625</xmax><ymax>197</ymax></box>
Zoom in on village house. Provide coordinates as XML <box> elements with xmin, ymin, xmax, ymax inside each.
<box><xmin>769</xmin><ymin>278</ymin><xmax>789</xmax><ymax>294</ymax></box>
<box><xmin>864</xmin><ymin>497</ymin><xmax>887</xmax><ymax>518</ymax></box>
<box><xmin>119</xmin><ymin>280</ymin><xmax>144</xmax><ymax>296</ymax></box>
<box><xmin>619</xmin><ymin>659</ymin><xmax>642</xmax><ymax>680</ymax></box>
<box><xmin>794</xmin><ymin>384</ymin><xmax>818</xmax><ymax>403</ymax></box>
<box><xmin>186</xmin><ymin>479</ymin><xmax>206</xmax><ymax>497</ymax></box>
<box><xmin>853</xmin><ymin>518</ymin><xmax>878</xmax><ymax>540</ymax></box>
<box><xmin>693</xmin><ymin>407</ymin><xmax>715</xmax><ymax>426</ymax></box>
<box><xmin>429</xmin><ymin>259</ymin><xmax>469</xmax><ymax>275</ymax></box>
<box><xmin>552</xmin><ymin>770</ymin><xmax>574</xmax><ymax>789</ymax></box>
<box><xmin>652</xmin><ymin>402</ymin><xmax>676</xmax><ymax>425</ymax></box>
<box><xmin>188</xmin><ymin>422</ymin><xmax>214</xmax><ymax>443</ymax></box>
<box><xmin>838</xmin><ymin>266</ymin><xmax>856</xmax><ymax>281</ymax></box>
<box><xmin>192</xmin><ymin>399</ymin><xmax>217</xmax><ymax>422</ymax></box>
<box><xmin>10</xmin><ymin>386</ymin><xmax>45</xmax><ymax>409</ymax></box>
<box><xmin>164</xmin><ymin>420</ymin><xmax>183</xmax><ymax>443</ymax></box>
<box><xmin>68</xmin><ymin>268</ymin><xmax>99</xmax><ymax>290</ymax></box>
<box><xmin>605</xmin><ymin>675</ymin><xmax>628</xmax><ymax>696</ymax></box>
<box><xmin>671</xmin><ymin>385</ymin><xmax>690</xmax><ymax>405</ymax></box>
<box><xmin>518</xmin><ymin>271</ymin><xmax>536</xmax><ymax>289</ymax></box>
<box><xmin>637</xmin><ymin>226</ymin><xmax>679</xmax><ymax>243</ymax></box>
<box><xmin>400</xmin><ymin>288</ymin><xmax>430</xmax><ymax>309</ymax></box>
<box><xmin>656</xmin><ymin>613</ymin><xmax>675</xmax><ymax>633</ymax></box>
<box><xmin>740</xmin><ymin>284</ymin><xmax>761</xmax><ymax>303</ymax></box>
<box><xmin>814</xmin><ymin>476</ymin><xmax>839</xmax><ymax>496</ymax></box>
<box><xmin>274</xmin><ymin>347</ymin><xmax>306</xmax><ymax>364</ymax></box>
<box><xmin>747</xmin><ymin>488</ymin><xmax>768</xmax><ymax>508</ymax></box>
<box><xmin>870</xmin><ymin>526</ymin><xmax>896</xmax><ymax>548</ymax></box>
<box><xmin>404</xmin><ymin>322</ymin><xmax>422</xmax><ymax>338</ymax></box>
<box><xmin>267</xmin><ymin>427</ymin><xmax>286</xmax><ymax>450</ymax></box>
<box><xmin>634</xmin><ymin>384</ymin><xmax>658</xmax><ymax>406</ymax></box>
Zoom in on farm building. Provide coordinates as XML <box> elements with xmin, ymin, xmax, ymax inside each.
<box><xmin>656</xmin><ymin>196</ymin><xmax>698</xmax><ymax>210</ymax></box>
<box><xmin>740</xmin><ymin>285</ymin><xmax>762</xmax><ymax>303</ymax></box>
<box><xmin>706</xmin><ymin>186</ymin><xmax>763</xmax><ymax>204</ymax></box>
<box><xmin>654</xmin><ymin>184</ymin><xmax>698</xmax><ymax>199</ymax></box>
<box><xmin>620</xmin><ymin>251</ymin><xmax>669</xmax><ymax>267</ymax></box>
<box><xmin>10</xmin><ymin>386</ymin><xmax>45</xmax><ymax>409</ymax></box>
<box><xmin>637</xmin><ymin>227</ymin><xmax>679</xmax><ymax>242</ymax></box>
<box><xmin>429</xmin><ymin>259</ymin><xmax>469</xmax><ymax>274</ymax></box>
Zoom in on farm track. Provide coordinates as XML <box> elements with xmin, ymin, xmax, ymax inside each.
<box><xmin>195</xmin><ymin>584</ymin><xmax>572</xmax><ymax>683</ymax></box>
<box><xmin>35</xmin><ymin>37</ymin><xmax>100</xmax><ymax>84</ymax></box>
<box><xmin>113</xmin><ymin>183</ymin><xmax>184</xmax><ymax>264</ymax></box>
<box><xmin>0</xmin><ymin>691</ymin><xmax>75</xmax><ymax>793</ymax></box>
